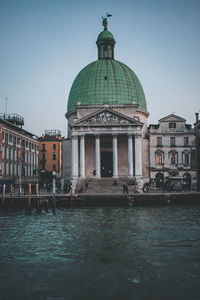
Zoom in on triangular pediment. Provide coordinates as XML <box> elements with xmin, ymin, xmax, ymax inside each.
<box><xmin>72</xmin><ymin>108</ymin><xmax>143</xmax><ymax>127</ymax></box>
<box><xmin>159</xmin><ymin>114</ymin><xmax>186</xmax><ymax>123</ymax></box>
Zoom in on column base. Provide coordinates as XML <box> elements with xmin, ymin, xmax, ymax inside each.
<box><xmin>135</xmin><ymin>176</ymin><xmax>143</xmax><ymax>191</ymax></box>
<box><xmin>113</xmin><ymin>175</ymin><xmax>118</xmax><ymax>178</ymax></box>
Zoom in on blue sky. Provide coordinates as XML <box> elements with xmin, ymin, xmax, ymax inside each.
<box><xmin>0</xmin><ymin>0</ymin><xmax>200</xmax><ymax>137</ymax></box>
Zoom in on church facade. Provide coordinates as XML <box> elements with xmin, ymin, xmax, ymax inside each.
<box><xmin>64</xmin><ymin>19</ymin><xmax>150</xmax><ymax>189</ymax></box>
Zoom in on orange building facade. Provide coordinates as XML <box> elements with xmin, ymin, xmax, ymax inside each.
<box><xmin>38</xmin><ymin>130</ymin><xmax>63</xmax><ymax>179</ymax></box>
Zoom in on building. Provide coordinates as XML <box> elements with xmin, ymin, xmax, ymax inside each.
<box><xmin>194</xmin><ymin>112</ymin><xmax>200</xmax><ymax>191</ymax></box>
<box><xmin>0</xmin><ymin>113</ymin><xmax>38</xmax><ymax>191</ymax></box>
<box><xmin>64</xmin><ymin>17</ymin><xmax>149</xmax><ymax>190</ymax></box>
<box><xmin>149</xmin><ymin>114</ymin><xmax>197</xmax><ymax>190</ymax></box>
<box><xmin>38</xmin><ymin>130</ymin><xmax>64</xmax><ymax>185</ymax></box>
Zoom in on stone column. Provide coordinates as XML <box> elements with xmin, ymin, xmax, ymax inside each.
<box><xmin>128</xmin><ymin>134</ymin><xmax>133</xmax><ymax>177</ymax></box>
<box><xmin>113</xmin><ymin>134</ymin><xmax>118</xmax><ymax>177</ymax></box>
<box><xmin>135</xmin><ymin>134</ymin><xmax>142</xmax><ymax>177</ymax></box>
<box><xmin>95</xmin><ymin>135</ymin><xmax>100</xmax><ymax>177</ymax></box>
<box><xmin>80</xmin><ymin>135</ymin><xmax>85</xmax><ymax>178</ymax></box>
<box><xmin>71</xmin><ymin>136</ymin><xmax>79</xmax><ymax>177</ymax></box>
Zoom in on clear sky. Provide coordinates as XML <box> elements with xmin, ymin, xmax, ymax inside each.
<box><xmin>0</xmin><ymin>0</ymin><xmax>199</xmax><ymax>137</ymax></box>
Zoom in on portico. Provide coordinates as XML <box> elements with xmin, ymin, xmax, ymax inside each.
<box><xmin>70</xmin><ymin>108</ymin><xmax>143</xmax><ymax>181</ymax></box>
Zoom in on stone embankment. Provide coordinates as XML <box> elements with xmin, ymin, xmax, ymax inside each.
<box><xmin>0</xmin><ymin>191</ymin><xmax>200</xmax><ymax>212</ymax></box>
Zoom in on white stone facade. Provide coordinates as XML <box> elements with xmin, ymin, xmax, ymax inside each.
<box><xmin>64</xmin><ymin>104</ymin><xmax>149</xmax><ymax>188</ymax></box>
<box><xmin>149</xmin><ymin>114</ymin><xmax>197</xmax><ymax>190</ymax></box>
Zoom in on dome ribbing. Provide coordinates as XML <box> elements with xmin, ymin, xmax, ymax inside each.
<box><xmin>67</xmin><ymin>59</ymin><xmax>147</xmax><ymax>112</ymax></box>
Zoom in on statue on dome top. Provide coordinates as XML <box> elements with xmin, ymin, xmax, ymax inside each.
<box><xmin>102</xmin><ymin>13</ymin><xmax>112</xmax><ymax>30</ymax></box>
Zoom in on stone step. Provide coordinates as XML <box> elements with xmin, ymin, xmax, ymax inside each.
<box><xmin>75</xmin><ymin>177</ymin><xmax>138</xmax><ymax>194</ymax></box>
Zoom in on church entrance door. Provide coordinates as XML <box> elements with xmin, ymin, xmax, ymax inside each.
<box><xmin>101</xmin><ymin>151</ymin><xmax>113</xmax><ymax>177</ymax></box>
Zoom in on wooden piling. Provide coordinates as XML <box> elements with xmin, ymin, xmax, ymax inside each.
<box><xmin>44</xmin><ymin>199</ymin><xmax>48</xmax><ymax>212</ymax></box>
<box><xmin>36</xmin><ymin>183</ymin><xmax>41</xmax><ymax>212</ymax></box>
<box><xmin>2</xmin><ymin>184</ymin><xmax>6</xmax><ymax>209</ymax></box>
<box><xmin>10</xmin><ymin>184</ymin><xmax>14</xmax><ymax>210</ymax></box>
<box><xmin>28</xmin><ymin>183</ymin><xmax>32</xmax><ymax>211</ymax></box>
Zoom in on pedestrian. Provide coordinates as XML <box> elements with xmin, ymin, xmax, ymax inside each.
<box><xmin>123</xmin><ymin>184</ymin><xmax>126</xmax><ymax>194</ymax></box>
<box><xmin>85</xmin><ymin>181</ymin><xmax>88</xmax><ymax>192</ymax></box>
<box><xmin>125</xmin><ymin>184</ymin><xmax>128</xmax><ymax>194</ymax></box>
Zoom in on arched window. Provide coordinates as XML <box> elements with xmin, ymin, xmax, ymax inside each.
<box><xmin>155</xmin><ymin>151</ymin><xmax>164</xmax><ymax>165</ymax></box>
<box><xmin>169</xmin><ymin>151</ymin><xmax>178</xmax><ymax>165</ymax></box>
<box><xmin>182</xmin><ymin>151</ymin><xmax>190</xmax><ymax>166</ymax></box>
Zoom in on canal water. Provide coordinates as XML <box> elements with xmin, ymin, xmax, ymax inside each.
<box><xmin>0</xmin><ymin>205</ymin><xmax>200</xmax><ymax>300</ymax></box>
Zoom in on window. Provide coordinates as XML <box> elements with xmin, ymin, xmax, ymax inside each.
<box><xmin>170</xmin><ymin>153</ymin><xmax>176</xmax><ymax>164</ymax></box>
<box><xmin>9</xmin><ymin>134</ymin><xmax>13</xmax><ymax>143</ymax></box>
<box><xmin>169</xmin><ymin>151</ymin><xmax>177</xmax><ymax>165</ymax></box>
<box><xmin>169</xmin><ymin>122</ymin><xmax>176</xmax><ymax>129</ymax></box>
<box><xmin>26</xmin><ymin>141</ymin><xmax>28</xmax><ymax>148</ymax></box>
<box><xmin>52</xmin><ymin>164</ymin><xmax>56</xmax><ymax>171</ymax></box>
<box><xmin>185</xmin><ymin>153</ymin><xmax>189</xmax><ymax>165</ymax></box>
<box><xmin>6</xmin><ymin>147</ymin><xmax>9</xmax><ymax>159</ymax></box>
<box><xmin>156</xmin><ymin>151</ymin><xmax>163</xmax><ymax>164</ymax></box>
<box><xmin>42</xmin><ymin>144</ymin><xmax>46</xmax><ymax>151</ymax></box>
<box><xmin>157</xmin><ymin>137</ymin><xmax>162</xmax><ymax>146</ymax></box>
<box><xmin>52</xmin><ymin>153</ymin><xmax>56</xmax><ymax>160</ymax></box>
<box><xmin>184</xmin><ymin>137</ymin><xmax>189</xmax><ymax>145</ymax></box>
<box><xmin>53</xmin><ymin>144</ymin><xmax>56</xmax><ymax>150</ymax></box>
<box><xmin>170</xmin><ymin>137</ymin><xmax>176</xmax><ymax>146</ymax></box>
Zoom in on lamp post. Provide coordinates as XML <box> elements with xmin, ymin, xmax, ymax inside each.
<box><xmin>52</xmin><ymin>170</ymin><xmax>56</xmax><ymax>212</ymax></box>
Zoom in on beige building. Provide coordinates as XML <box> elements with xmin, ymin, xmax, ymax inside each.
<box><xmin>0</xmin><ymin>113</ymin><xmax>38</xmax><ymax>191</ymax></box>
<box><xmin>149</xmin><ymin>114</ymin><xmax>197</xmax><ymax>190</ymax></box>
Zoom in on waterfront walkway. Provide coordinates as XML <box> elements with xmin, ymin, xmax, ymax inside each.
<box><xmin>0</xmin><ymin>188</ymin><xmax>200</xmax><ymax>211</ymax></box>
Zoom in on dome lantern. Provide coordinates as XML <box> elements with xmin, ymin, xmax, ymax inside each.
<box><xmin>96</xmin><ymin>15</ymin><xmax>115</xmax><ymax>60</ymax></box>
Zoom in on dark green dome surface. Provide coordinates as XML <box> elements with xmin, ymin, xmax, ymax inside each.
<box><xmin>67</xmin><ymin>59</ymin><xmax>147</xmax><ymax>113</ymax></box>
<box><xmin>97</xmin><ymin>30</ymin><xmax>115</xmax><ymax>42</ymax></box>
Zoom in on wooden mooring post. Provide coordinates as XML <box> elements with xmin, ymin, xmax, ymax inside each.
<box><xmin>28</xmin><ymin>183</ymin><xmax>32</xmax><ymax>211</ymax></box>
<box><xmin>36</xmin><ymin>183</ymin><xmax>41</xmax><ymax>212</ymax></box>
<box><xmin>2</xmin><ymin>184</ymin><xmax>6</xmax><ymax>209</ymax></box>
<box><xmin>52</xmin><ymin>171</ymin><xmax>56</xmax><ymax>213</ymax></box>
<box><xmin>10</xmin><ymin>184</ymin><xmax>14</xmax><ymax>210</ymax></box>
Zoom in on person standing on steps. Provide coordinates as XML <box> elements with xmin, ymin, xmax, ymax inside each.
<box><xmin>85</xmin><ymin>182</ymin><xmax>88</xmax><ymax>192</ymax></box>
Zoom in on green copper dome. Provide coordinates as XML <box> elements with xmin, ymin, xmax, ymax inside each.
<box><xmin>67</xmin><ymin>59</ymin><xmax>147</xmax><ymax>112</ymax></box>
<box><xmin>97</xmin><ymin>30</ymin><xmax>115</xmax><ymax>42</ymax></box>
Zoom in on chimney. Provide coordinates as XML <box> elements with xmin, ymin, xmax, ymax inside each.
<box><xmin>195</xmin><ymin>112</ymin><xmax>199</xmax><ymax>123</ymax></box>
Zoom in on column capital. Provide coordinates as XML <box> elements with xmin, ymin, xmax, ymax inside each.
<box><xmin>134</xmin><ymin>133</ymin><xmax>142</xmax><ymax>138</ymax></box>
<box><xmin>112</xmin><ymin>133</ymin><xmax>118</xmax><ymax>137</ymax></box>
<box><xmin>71</xmin><ymin>135</ymin><xmax>78</xmax><ymax>139</ymax></box>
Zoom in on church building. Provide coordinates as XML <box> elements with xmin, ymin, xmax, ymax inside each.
<box><xmin>64</xmin><ymin>17</ymin><xmax>149</xmax><ymax>190</ymax></box>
